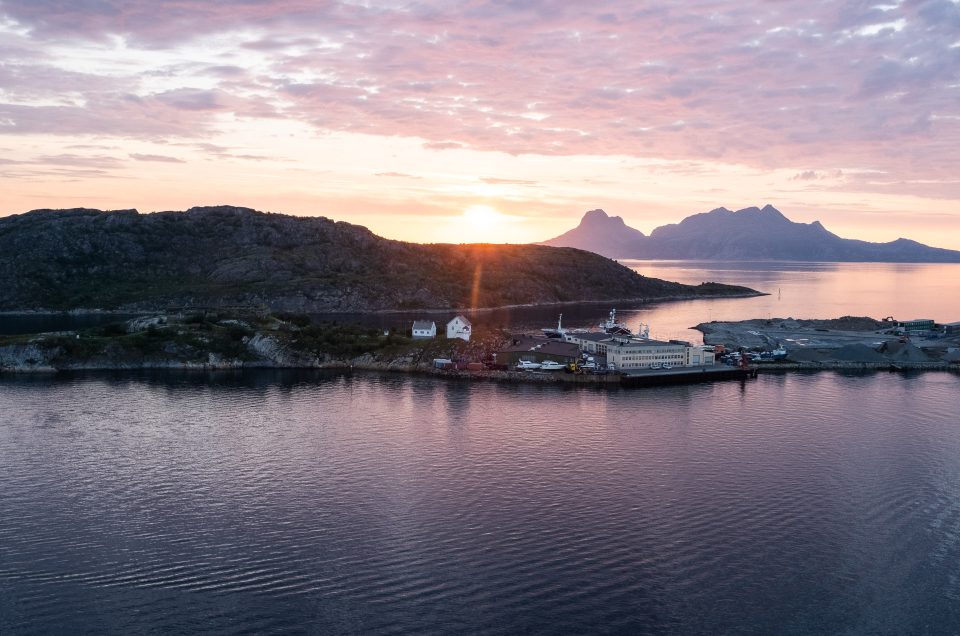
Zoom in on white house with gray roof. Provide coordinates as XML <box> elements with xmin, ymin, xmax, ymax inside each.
<box><xmin>411</xmin><ymin>320</ymin><xmax>436</xmax><ymax>339</ymax></box>
<box><xmin>446</xmin><ymin>315</ymin><xmax>472</xmax><ymax>341</ymax></box>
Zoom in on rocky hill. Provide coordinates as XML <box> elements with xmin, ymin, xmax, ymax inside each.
<box><xmin>0</xmin><ymin>206</ymin><xmax>758</xmax><ymax>312</ymax></box>
<box><xmin>541</xmin><ymin>205</ymin><xmax>960</xmax><ymax>262</ymax></box>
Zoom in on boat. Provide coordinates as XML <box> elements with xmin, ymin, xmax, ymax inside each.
<box><xmin>516</xmin><ymin>360</ymin><xmax>542</xmax><ymax>370</ymax></box>
<box><xmin>600</xmin><ymin>309</ymin><xmax>632</xmax><ymax>335</ymax></box>
<box><xmin>542</xmin><ymin>313</ymin><xmax>566</xmax><ymax>339</ymax></box>
<box><xmin>539</xmin><ymin>360</ymin><xmax>566</xmax><ymax>371</ymax></box>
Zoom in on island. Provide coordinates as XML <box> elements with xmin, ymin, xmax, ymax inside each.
<box><xmin>0</xmin><ymin>205</ymin><xmax>759</xmax><ymax>313</ymax></box>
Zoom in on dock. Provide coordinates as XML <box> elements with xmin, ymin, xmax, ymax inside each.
<box><xmin>619</xmin><ymin>365</ymin><xmax>757</xmax><ymax>387</ymax></box>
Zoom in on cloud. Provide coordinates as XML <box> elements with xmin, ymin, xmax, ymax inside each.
<box><xmin>35</xmin><ymin>154</ymin><xmax>124</xmax><ymax>169</ymax></box>
<box><xmin>375</xmin><ymin>171</ymin><xmax>418</xmax><ymax>178</ymax></box>
<box><xmin>480</xmin><ymin>177</ymin><xmax>536</xmax><ymax>185</ymax></box>
<box><xmin>423</xmin><ymin>141</ymin><xmax>466</xmax><ymax>151</ymax></box>
<box><xmin>129</xmin><ymin>153</ymin><xmax>185</xmax><ymax>163</ymax></box>
<box><xmin>0</xmin><ymin>0</ymin><xmax>958</xmax><ymax>186</ymax></box>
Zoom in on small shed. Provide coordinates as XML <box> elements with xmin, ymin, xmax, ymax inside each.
<box><xmin>412</xmin><ymin>320</ymin><xmax>437</xmax><ymax>339</ymax></box>
<box><xmin>447</xmin><ymin>315</ymin><xmax>472</xmax><ymax>341</ymax></box>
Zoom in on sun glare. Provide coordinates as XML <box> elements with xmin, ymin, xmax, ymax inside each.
<box><xmin>463</xmin><ymin>204</ymin><xmax>503</xmax><ymax>229</ymax></box>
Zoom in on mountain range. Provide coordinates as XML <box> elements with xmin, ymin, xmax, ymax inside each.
<box><xmin>0</xmin><ymin>206</ymin><xmax>758</xmax><ymax>312</ymax></box>
<box><xmin>541</xmin><ymin>205</ymin><xmax>960</xmax><ymax>262</ymax></box>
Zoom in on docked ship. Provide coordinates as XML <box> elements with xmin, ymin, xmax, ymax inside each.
<box><xmin>600</xmin><ymin>309</ymin><xmax>632</xmax><ymax>336</ymax></box>
<box><xmin>542</xmin><ymin>314</ymin><xmax>567</xmax><ymax>339</ymax></box>
<box><xmin>541</xmin><ymin>309</ymin><xmax>649</xmax><ymax>340</ymax></box>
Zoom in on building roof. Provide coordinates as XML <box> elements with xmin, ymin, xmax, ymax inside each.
<box><xmin>498</xmin><ymin>336</ymin><xmax>579</xmax><ymax>357</ymax></box>
<box><xmin>499</xmin><ymin>335</ymin><xmax>549</xmax><ymax>353</ymax></box>
<box><xmin>607</xmin><ymin>337</ymin><xmax>683</xmax><ymax>348</ymax></box>
<box><xmin>537</xmin><ymin>341</ymin><xmax>581</xmax><ymax>357</ymax></box>
<box><xmin>412</xmin><ymin>320</ymin><xmax>436</xmax><ymax>330</ymax></box>
<box><xmin>566</xmin><ymin>332</ymin><xmax>614</xmax><ymax>343</ymax></box>
<box><xmin>448</xmin><ymin>314</ymin><xmax>471</xmax><ymax>326</ymax></box>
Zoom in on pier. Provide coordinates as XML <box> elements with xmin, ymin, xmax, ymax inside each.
<box><xmin>619</xmin><ymin>365</ymin><xmax>757</xmax><ymax>387</ymax></box>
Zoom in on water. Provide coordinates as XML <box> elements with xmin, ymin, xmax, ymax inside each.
<box><xmin>3</xmin><ymin>262</ymin><xmax>960</xmax><ymax>634</ymax></box>
<box><xmin>2</xmin><ymin>370</ymin><xmax>960</xmax><ymax>635</ymax></box>
<box><xmin>620</xmin><ymin>260</ymin><xmax>960</xmax><ymax>342</ymax></box>
<box><xmin>301</xmin><ymin>261</ymin><xmax>960</xmax><ymax>344</ymax></box>
<box><xmin>4</xmin><ymin>262</ymin><xmax>960</xmax><ymax>344</ymax></box>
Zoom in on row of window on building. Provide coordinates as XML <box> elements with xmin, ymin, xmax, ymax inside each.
<box><xmin>565</xmin><ymin>333</ymin><xmax>714</xmax><ymax>370</ymax></box>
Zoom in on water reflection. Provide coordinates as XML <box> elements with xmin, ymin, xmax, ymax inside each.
<box><xmin>297</xmin><ymin>261</ymin><xmax>960</xmax><ymax>345</ymax></box>
<box><xmin>4</xmin><ymin>371</ymin><xmax>960</xmax><ymax>634</ymax></box>
<box><xmin>4</xmin><ymin>262</ymin><xmax>960</xmax><ymax>351</ymax></box>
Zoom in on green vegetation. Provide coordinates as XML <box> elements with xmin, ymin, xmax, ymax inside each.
<box><xmin>1</xmin><ymin>313</ymin><xmax>258</xmax><ymax>366</ymax></box>
<box><xmin>282</xmin><ymin>320</ymin><xmax>410</xmax><ymax>358</ymax></box>
<box><xmin>0</xmin><ymin>311</ymin><xmax>514</xmax><ymax>371</ymax></box>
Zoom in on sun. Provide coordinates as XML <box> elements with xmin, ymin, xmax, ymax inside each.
<box><xmin>463</xmin><ymin>204</ymin><xmax>504</xmax><ymax>230</ymax></box>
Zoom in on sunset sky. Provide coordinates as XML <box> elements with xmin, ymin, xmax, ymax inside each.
<box><xmin>2</xmin><ymin>1</ymin><xmax>959</xmax><ymax>247</ymax></box>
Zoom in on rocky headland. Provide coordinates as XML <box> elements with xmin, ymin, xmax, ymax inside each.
<box><xmin>0</xmin><ymin>205</ymin><xmax>759</xmax><ymax>313</ymax></box>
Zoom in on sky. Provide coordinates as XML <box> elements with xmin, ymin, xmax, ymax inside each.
<box><xmin>1</xmin><ymin>0</ymin><xmax>959</xmax><ymax>247</ymax></box>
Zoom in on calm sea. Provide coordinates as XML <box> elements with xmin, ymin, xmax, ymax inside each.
<box><xmin>2</xmin><ymin>262</ymin><xmax>960</xmax><ymax>635</ymax></box>
<box><xmin>318</xmin><ymin>261</ymin><xmax>960</xmax><ymax>343</ymax></box>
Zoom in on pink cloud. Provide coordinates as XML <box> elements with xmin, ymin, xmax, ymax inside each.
<box><xmin>129</xmin><ymin>153</ymin><xmax>185</xmax><ymax>163</ymax></box>
<box><xmin>0</xmin><ymin>0</ymin><xmax>957</xmax><ymax>190</ymax></box>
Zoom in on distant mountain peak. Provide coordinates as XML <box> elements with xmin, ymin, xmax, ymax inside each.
<box><xmin>581</xmin><ymin>209</ymin><xmax>626</xmax><ymax>227</ymax></box>
<box><xmin>757</xmin><ymin>204</ymin><xmax>788</xmax><ymax>220</ymax></box>
<box><xmin>538</xmin><ymin>208</ymin><xmax>646</xmax><ymax>257</ymax></box>
<box><xmin>540</xmin><ymin>204</ymin><xmax>960</xmax><ymax>263</ymax></box>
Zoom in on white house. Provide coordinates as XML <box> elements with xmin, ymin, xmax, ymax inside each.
<box><xmin>446</xmin><ymin>315</ymin><xmax>472</xmax><ymax>341</ymax></box>
<box><xmin>411</xmin><ymin>320</ymin><xmax>437</xmax><ymax>339</ymax></box>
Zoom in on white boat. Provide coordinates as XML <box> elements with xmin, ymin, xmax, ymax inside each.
<box><xmin>539</xmin><ymin>360</ymin><xmax>566</xmax><ymax>371</ymax></box>
<box><xmin>516</xmin><ymin>360</ymin><xmax>542</xmax><ymax>370</ymax></box>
